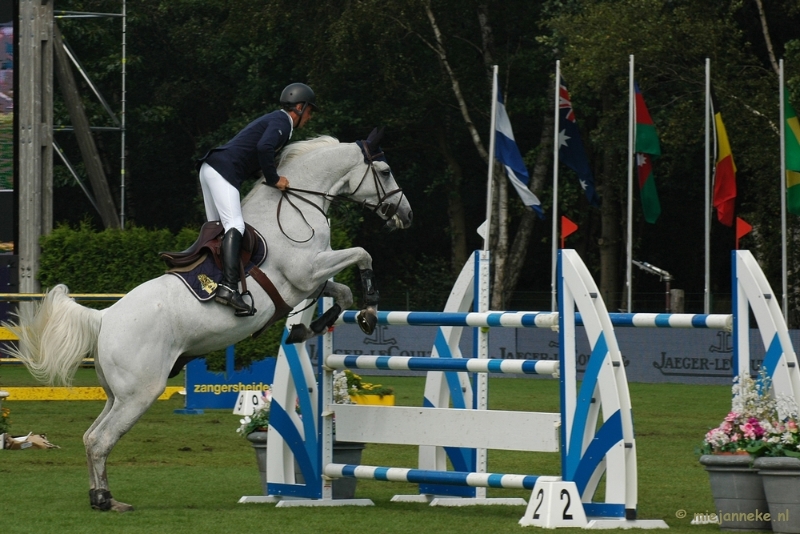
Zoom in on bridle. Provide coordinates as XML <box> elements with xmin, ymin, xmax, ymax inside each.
<box><xmin>270</xmin><ymin>141</ymin><xmax>406</xmax><ymax>243</ymax></box>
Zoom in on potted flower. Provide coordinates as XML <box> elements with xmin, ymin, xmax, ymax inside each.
<box><xmin>698</xmin><ymin>371</ymin><xmax>772</xmax><ymax>531</ymax></box>
<box><xmin>321</xmin><ymin>371</ymin><xmax>365</xmax><ymax>499</ymax></box>
<box><xmin>345</xmin><ymin>370</ymin><xmax>395</xmax><ymax>406</ymax></box>
<box><xmin>240</xmin><ymin>378</ymin><xmax>366</xmax><ymax>499</ymax></box>
<box><xmin>745</xmin><ymin>382</ymin><xmax>800</xmax><ymax>534</ymax></box>
<box><xmin>237</xmin><ymin>389</ymin><xmax>272</xmax><ymax>494</ymax></box>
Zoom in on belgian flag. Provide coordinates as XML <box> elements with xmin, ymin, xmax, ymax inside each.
<box><xmin>711</xmin><ymin>93</ymin><xmax>737</xmax><ymax>227</ymax></box>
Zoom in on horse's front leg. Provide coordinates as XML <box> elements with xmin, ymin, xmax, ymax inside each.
<box><xmin>286</xmin><ymin>281</ymin><xmax>353</xmax><ymax>344</ymax></box>
<box><xmin>355</xmin><ymin>268</ymin><xmax>379</xmax><ymax>334</ymax></box>
<box><xmin>307</xmin><ymin>247</ymin><xmax>379</xmax><ymax>334</ymax></box>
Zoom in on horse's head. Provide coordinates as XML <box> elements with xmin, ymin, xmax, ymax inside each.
<box><xmin>348</xmin><ymin>127</ymin><xmax>413</xmax><ymax>231</ymax></box>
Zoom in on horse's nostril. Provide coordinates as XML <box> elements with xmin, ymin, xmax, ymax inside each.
<box><xmin>408</xmin><ymin>211</ymin><xmax>413</xmax><ymax>223</ymax></box>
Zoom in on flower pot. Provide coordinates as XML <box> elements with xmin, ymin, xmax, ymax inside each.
<box><xmin>246</xmin><ymin>431</ymin><xmax>270</xmax><ymax>495</ymax></box>
<box><xmin>293</xmin><ymin>439</ymin><xmax>366</xmax><ymax>499</ymax></box>
<box><xmin>754</xmin><ymin>457</ymin><xmax>800</xmax><ymax>533</ymax></box>
<box><xmin>699</xmin><ymin>454</ymin><xmax>771</xmax><ymax>531</ymax></box>
<box><xmin>330</xmin><ymin>440</ymin><xmax>366</xmax><ymax>499</ymax></box>
<box><xmin>247</xmin><ymin>431</ymin><xmax>365</xmax><ymax>499</ymax></box>
<box><xmin>349</xmin><ymin>394</ymin><xmax>395</xmax><ymax>406</ymax></box>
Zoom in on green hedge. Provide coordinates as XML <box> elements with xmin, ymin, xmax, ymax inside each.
<box><xmin>38</xmin><ymin>221</ymin><xmax>357</xmax><ymax>371</ymax></box>
<box><xmin>39</xmin><ymin>222</ymin><xmax>197</xmax><ymax>292</ymax></box>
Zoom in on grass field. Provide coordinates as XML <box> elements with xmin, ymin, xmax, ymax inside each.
<box><xmin>0</xmin><ymin>365</ymin><xmax>735</xmax><ymax>533</ymax></box>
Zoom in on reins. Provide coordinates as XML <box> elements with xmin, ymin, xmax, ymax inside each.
<box><xmin>268</xmin><ymin>144</ymin><xmax>405</xmax><ymax>243</ymax></box>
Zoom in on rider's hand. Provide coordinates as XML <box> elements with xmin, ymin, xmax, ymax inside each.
<box><xmin>276</xmin><ymin>176</ymin><xmax>290</xmax><ymax>190</ymax></box>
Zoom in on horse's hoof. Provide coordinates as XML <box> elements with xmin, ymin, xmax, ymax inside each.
<box><xmin>89</xmin><ymin>488</ymin><xmax>113</xmax><ymax>511</ymax></box>
<box><xmin>110</xmin><ymin>499</ymin><xmax>135</xmax><ymax>513</ymax></box>
<box><xmin>285</xmin><ymin>324</ymin><xmax>310</xmax><ymax>344</ymax></box>
<box><xmin>356</xmin><ymin>308</ymin><xmax>377</xmax><ymax>335</ymax></box>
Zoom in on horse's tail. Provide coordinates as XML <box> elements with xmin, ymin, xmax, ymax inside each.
<box><xmin>3</xmin><ymin>284</ymin><xmax>103</xmax><ymax>386</ymax></box>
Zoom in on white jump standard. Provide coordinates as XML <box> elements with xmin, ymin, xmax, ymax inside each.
<box><xmin>245</xmin><ymin>249</ymin><xmax>668</xmax><ymax>529</ymax></box>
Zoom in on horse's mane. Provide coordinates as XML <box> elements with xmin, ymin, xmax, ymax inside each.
<box><xmin>242</xmin><ymin>135</ymin><xmax>340</xmax><ymax>204</ymax></box>
<box><xmin>277</xmin><ymin>135</ymin><xmax>339</xmax><ymax>168</ymax></box>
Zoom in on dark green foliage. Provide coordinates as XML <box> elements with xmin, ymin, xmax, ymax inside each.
<box><xmin>44</xmin><ymin>1</ymin><xmax>800</xmax><ymax>323</ymax></box>
<box><xmin>38</xmin><ymin>222</ymin><xmax>197</xmax><ymax>293</ymax></box>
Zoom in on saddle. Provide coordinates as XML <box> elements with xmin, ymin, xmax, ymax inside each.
<box><xmin>159</xmin><ymin>221</ymin><xmax>292</xmax><ymax>338</ymax></box>
<box><xmin>160</xmin><ymin>221</ymin><xmax>259</xmax><ymax>270</ymax></box>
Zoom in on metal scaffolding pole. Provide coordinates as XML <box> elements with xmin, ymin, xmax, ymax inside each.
<box><xmin>54</xmin><ymin>2</ymin><xmax>126</xmax><ymax>228</ymax></box>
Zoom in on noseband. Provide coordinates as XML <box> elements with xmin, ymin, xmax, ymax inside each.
<box><xmin>270</xmin><ymin>142</ymin><xmax>405</xmax><ymax>243</ymax></box>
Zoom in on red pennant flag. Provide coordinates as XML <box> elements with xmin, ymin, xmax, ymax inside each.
<box><xmin>561</xmin><ymin>216</ymin><xmax>578</xmax><ymax>248</ymax></box>
<box><xmin>735</xmin><ymin>217</ymin><xmax>752</xmax><ymax>250</ymax></box>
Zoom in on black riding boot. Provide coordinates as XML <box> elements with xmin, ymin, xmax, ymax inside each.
<box><xmin>215</xmin><ymin>228</ymin><xmax>251</xmax><ymax>314</ymax></box>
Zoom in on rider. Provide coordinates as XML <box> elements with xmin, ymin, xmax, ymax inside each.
<box><xmin>197</xmin><ymin>82</ymin><xmax>317</xmax><ymax>315</ymax></box>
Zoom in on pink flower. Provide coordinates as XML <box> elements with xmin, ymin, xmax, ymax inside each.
<box><xmin>747</xmin><ymin>418</ymin><xmax>765</xmax><ymax>438</ymax></box>
<box><xmin>725</xmin><ymin>412</ymin><xmax>738</xmax><ymax>423</ymax></box>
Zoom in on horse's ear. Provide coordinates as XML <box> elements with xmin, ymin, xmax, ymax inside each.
<box><xmin>367</xmin><ymin>127</ymin><xmax>385</xmax><ymax>152</ymax></box>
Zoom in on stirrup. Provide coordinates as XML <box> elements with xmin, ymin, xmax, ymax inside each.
<box><xmin>234</xmin><ymin>290</ymin><xmax>257</xmax><ymax>317</ymax></box>
<box><xmin>215</xmin><ymin>285</ymin><xmax>256</xmax><ymax>317</ymax></box>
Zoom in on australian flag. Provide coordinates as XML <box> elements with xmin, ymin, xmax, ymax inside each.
<box><xmin>559</xmin><ymin>77</ymin><xmax>600</xmax><ymax>207</ymax></box>
<box><xmin>495</xmin><ymin>88</ymin><xmax>545</xmax><ymax>218</ymax></box>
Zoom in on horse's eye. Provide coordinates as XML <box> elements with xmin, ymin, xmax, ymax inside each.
<box><xmin>380</xmin><ymin>169</ymin><xmax>391</xmax><ymax>178</ymax></box>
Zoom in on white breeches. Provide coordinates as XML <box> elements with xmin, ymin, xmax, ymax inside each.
<box><xmin>198</xmin><ymin>163</ymin><xmax>245</xmax><ymax>235</ymax></box>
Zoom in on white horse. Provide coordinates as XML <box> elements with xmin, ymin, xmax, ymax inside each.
<box><xmin>3</xmin><ymin>129</ymin><xmax>412</xmax><ymax>512</ymax></box>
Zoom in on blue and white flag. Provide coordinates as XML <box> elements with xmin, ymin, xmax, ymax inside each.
<box><xmin>495</xmin><ymin>86</ymin><xmax>545</xmax><ymax>218</ymax></box>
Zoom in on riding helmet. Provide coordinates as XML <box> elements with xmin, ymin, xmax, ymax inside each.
<box><xmin>280</xmin><ymin>83</ymin><xmax>318</xmax><ymax>110</ymax></box>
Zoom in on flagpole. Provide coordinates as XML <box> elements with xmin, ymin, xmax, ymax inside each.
<box><xmin>627</xmin><ymin>55</ymin><xmax>635</xmax><ymax>312</ymax></box>
<box><xmin>780</xmin><ymin>59</ymin><xmax>788</xmax><ymax>320</ymax></box>
<box><xmin>704</xmin><ymin>58</ymin><xmax>711</xmax><ymax>314</ymax></box>
<box><xmin>551</xmin><ymin>60</ymin><xmax>561</xmax><ymax>311</ymax></box>
<box><xmin>484</xmin><ymin>65</ymin><xmax>499</xmax><ymax>252</ymax></box>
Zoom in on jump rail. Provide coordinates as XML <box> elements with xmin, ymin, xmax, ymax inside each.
<box><xmin>251</xmin><ymin>249</ymin><xmax>668</xmax><ymax>529</ymax></box>
<box><xmin>324</xmin><ymin>354</ymin><xmax>559</xmax><ymax>375</ymax></box>
<box><xmin>337</xmin><ymin>310</ymin><xmax>732</xmax><ymax>330</ymax></box>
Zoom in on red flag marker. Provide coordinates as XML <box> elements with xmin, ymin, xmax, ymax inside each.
<box><xmin>735</xmin><ymin>217</ymin><xmax>752</xmax><ymax>250</ymax></box>
<box><xmin>561</xmin><ymin>216</ymin><xmax>578</xmax><ymax>248</ymax></box>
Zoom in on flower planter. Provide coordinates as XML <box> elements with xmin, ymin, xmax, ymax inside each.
<box><xmin>349</xmin><ymin>394</ymin><xmax>395</xmax><ymax>406</ymax></box>
<box><xmin>699</xmin><ymin>454</ymin><xmax>771</xmax><ymax>531</ymax></box>
<box><xmin>754</xmin><ymin>457</ymin><xmax>800</xmax><ymax>533</ymax></box>
<box><xmin>247</xmin><ymin>431</ymin><xmax>365</xmax><ymax>499</ymax></box>
<box><xmin>246</xmin><ymin>431</ymin><xmax>270</xmax><ymax>495</ymax></box>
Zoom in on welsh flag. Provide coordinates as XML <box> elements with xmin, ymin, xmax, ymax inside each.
<box><xmin>785</xmin><ymin>88</ymin><xmax>800</xmax><ymax>215</ymax></box>
<box><xmin>635</xmin><ymin>83</ymin><xmax>661</xmax><ymax>223</ymax></box>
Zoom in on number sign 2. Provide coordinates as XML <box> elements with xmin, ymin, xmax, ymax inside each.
<box><xmin>519</xmin><ymin>479</ymin><xmax>587</xmax><ymax>528</ymax></box>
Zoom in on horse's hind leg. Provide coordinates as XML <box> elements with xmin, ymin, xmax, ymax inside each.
<box><xmin>84</xmin><ymin>364</ymin><xmax>124</xmax><ymax>511</ymax></box>
<box><xmin>84</xmin><ymin>373</ymin><xmax>161</xmax><ymax>512</ymax></box>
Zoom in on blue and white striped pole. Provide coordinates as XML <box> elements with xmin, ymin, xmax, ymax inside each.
<box><xmin>337</xmin><ymin>310</ymin><xmax>731</xmax><ymax>330</ymax></box>
<box><xmin>324</xmin><ymin>354</ymin><xmax>559</xmax><ymax>376</ymax></box>
<box><xmin>324</xmin><ymin>463</ymin><xmax>559</xmax><ymax>491</ymax></box>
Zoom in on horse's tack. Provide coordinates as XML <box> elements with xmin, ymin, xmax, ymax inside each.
<box><xmin>159</xmin><ymin>221</ymin><xmax>258</xmax><ymax>270</ymax></box>
<box><xmin>272</xmin><ymin>134</ymin><xmax>405</xmax><ymax>243</ymax></box>
<box><xmin>160</xmin><ymin>221</ymin><xmax>291</xmax><ymax>332</ymax></box>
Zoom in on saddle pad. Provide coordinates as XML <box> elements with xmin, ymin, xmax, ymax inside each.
<box><xmin>167</xmin><ymin>229</ymin><xmax>268</xmax><ymax>302</ymax></box>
